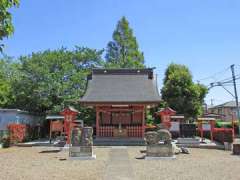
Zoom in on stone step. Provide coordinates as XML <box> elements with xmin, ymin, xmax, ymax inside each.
<box><xmin>93</xmin><ymin>138</ymin><xmax>145</xmax><ymax>146</ymax></box>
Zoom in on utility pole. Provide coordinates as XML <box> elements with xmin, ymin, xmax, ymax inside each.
<box><xmin>210</xmin><ymin>99</ymin><xmax>214</xmax><ymax>106</ymax></box>
<box><xmin>230</xmin><ymin>64</ymin><xmax>240</xmax><ymax>136</ymax></box>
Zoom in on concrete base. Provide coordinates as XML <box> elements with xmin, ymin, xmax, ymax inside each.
<box><xmin>233</xmin><ymin>143</ymin><xmax>240</xmax><ymax>155</ymax></box>
<box><xmin>68</xmin><ymin>154</ymin><xmax>96</xmax><ymax>160</ymax></box>
<box><xmin>94</xmin><ymin>137</ymin><xmax>145</xmax><ymax>146</ymax></box>
<box><xmin>177</xmin><ymin>138</ymin><xmax>200</xmax><ymax>144</ymax></box>
<box><xmin>60</xmin><ymin>144</ymin><xmax>69</xmax><ymax>151</ymax></box>
<box><xmin>69</xmin><ymin>146</ymin><xmax>93</xmax><ymax>157</ymax></box>
<box><xmin>224</xmin><ymin>142</ymin><xmax>232</xmax><ymax>151</ymax></box>
<box><xmin>145</xmin><ymin>155</ymin><xmax>176</xmax><ymax>160</ymax></box>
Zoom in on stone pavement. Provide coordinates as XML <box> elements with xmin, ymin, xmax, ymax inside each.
<box><xmin>104</xmin><ymin>146</ymin><xmax>135</xmax><ymax>180</ymax></box>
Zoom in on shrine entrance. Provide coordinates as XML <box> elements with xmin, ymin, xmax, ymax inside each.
<box><xmin>96</xmin><ymin>105</ymin><xmax>145</xmax><ymax>138</ymax></box>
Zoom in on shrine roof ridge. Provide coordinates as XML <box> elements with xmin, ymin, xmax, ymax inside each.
<box><xmin>91</xmin><ymin>68</ymin><xmax>155</xmax><ymax>76</ymax></box>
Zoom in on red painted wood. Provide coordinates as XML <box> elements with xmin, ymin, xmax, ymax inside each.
<box><xmin>96</xmin><ymin>105</ymin><xmax>146</xmax><ymax>137</ymax></box>
<box><xmin>142</xmin><ymin>106</ymin><xmax>145</xmax><ymax>138</ymax></box>
<box><xmin>60</xmin><ymin>108</ymin><xmax>78</xmax><ymax>144</ymax></box>
<box><xmin>51</xmin><ymin>121</ymin><xmax>63</xmax><ymax>132</ymax></box>
<box><xmin>98</xmin><ymin>126</ymin><xmax>114</xmax><ymax>137</ymax></box>
<box><xmin>96</xmin><ymin>107</ymin><xmax>100</xmax><ymax>137</ymax></box>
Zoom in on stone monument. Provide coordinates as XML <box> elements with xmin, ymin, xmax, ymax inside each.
<box><xmin>69</xmin><ymin>127</ymin><xmax>96</xmax><ymax>160</ymax></box>
<box><xmin>144</xmin><ymin>128</ymin><xmax>175</xmax><ymax>159</ymax></box>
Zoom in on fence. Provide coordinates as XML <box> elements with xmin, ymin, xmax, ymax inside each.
<box><xmin>126</xmin><ymin>126</ymin><xmax>143</xmax><ymax>137</ymax></box>
<box><xmin>98</xmin><ymin>125</ymin><xmax>143</xmax><ymax>137</ymax></box>
<box><xmin>99</xmin><ymin>126</ymin><xmax>114</xmax><ymax>137</ymax></box>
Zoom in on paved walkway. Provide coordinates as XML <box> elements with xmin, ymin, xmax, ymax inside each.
<box><xmin>104</xmin><ymin>147</ymin><xmax>135</xmax><ymax>180</ymax></box>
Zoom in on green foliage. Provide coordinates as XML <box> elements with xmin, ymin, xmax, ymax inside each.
<box><xmin>9</xmin><ymin>47</ymin><xmax>103</xmax><ymax>115</ymax></box>
<box><xmin>0</xmin><ymin>57</ymin><xmax>19</xmax><ymax>107</ymax></box>
<box><xmin>0</xmin><ymin>0</ymin><xmax>19</xmax><ymax>52</ymax></box>
<box><xmin>146</xmin><ymin>113</ymin><xmax>154</xmax><ymax>125</ymax></box>
<box><xmin>105</xmin><ymin>16</ymin><xmax>145</xmax><ymax>68</ymax></box>
<box><xmin>161</xmin><ymin>63</ymin><xmax>208</xmax><ymax>118</ymax></box>
<box><xmin>1</xmin><ymin>135</ymin><xmax>10</xmax><ymax>148</ymax></box>
<box><xmin>215</xmin><ymin>121</ymin><xmax>233</xmax><ymax>128</ymax></box>
<box><xmin>0</xmin><ymin>59</ymin><xmax>12</xmax><ymax>106</ymax></box>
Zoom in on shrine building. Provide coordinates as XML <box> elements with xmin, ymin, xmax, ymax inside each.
<box><xmin>79</xmin><ymin>68</ymin><xmax>161</xmax><ymax>139</ymax></box>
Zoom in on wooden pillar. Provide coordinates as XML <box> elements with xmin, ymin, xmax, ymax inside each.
<box><xmin>199</xmin><ymin>120</ymin><xmax>204</xmax><ymax>142</ymax></box>
<box><xmin>142</xmin><ymin>105</ymin><xmax>145</xmax><ymax>138</ymax></box>
<box><xmin>96</xmin><ymin>107</ymin><xmax>100</xmax><ymax>137</ymax></box>
<box><xmin>210</xmin><ymin>120</ymin><xmax>214</xmax><ymax>142</ymax></box>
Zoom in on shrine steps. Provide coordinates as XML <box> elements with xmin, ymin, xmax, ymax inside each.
<box><xmin>93</xmin><ymin>137</ymin><xmax>145</xmax><ymax>146</ymax></box>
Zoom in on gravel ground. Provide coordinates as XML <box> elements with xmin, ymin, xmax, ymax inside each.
<box><xmin>0</xmin><ymin>146</ymin><xmax>240</xmax><ymax>180</ymax></box>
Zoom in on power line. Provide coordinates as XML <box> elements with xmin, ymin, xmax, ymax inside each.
<box><xmin>197</xmin><ymin>66</ymin><xmax>231</xmax><ymax>82</ymax></box>
<box><xmin>207</xmin><ymin>64</ymin><xmax>240</xmax><ymax>136</ymax></box>
<box><xmin>206</xmin><ymin>73</ymin><xmax>240</xmax><ymax>87</ymax></box>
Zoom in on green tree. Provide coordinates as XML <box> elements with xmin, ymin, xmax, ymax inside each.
<box><xmin>0</xmin><ymin>59</ymin><xmax>12</xmax><ymax>106</ymax></box>
<box><xmin>105</xmin><ymin>16</ymin><xmax>144</xmax><ymax>68</ymax></box>
<box><xmin>12</xmin><ymin>47</ymin><xmax>103</xmax><ymax>115</ymax></box>
<box><xmin>0</xmin><ymin>56</ymin><xmax>19</xmax><ymax>107</ymax></box>
<box><xmin>0</xmin><ymin>0</ymin><xmax>19</xmax><ymax>51</ymax></box>
<box><xmin>161</xmin><ymin>63</ymin><xmax>208</xmax><ymax>119</ymax></box>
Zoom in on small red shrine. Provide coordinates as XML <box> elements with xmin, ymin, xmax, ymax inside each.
<box><xmin>60</xmin><ymin>107</ymin><xmax>79</xmax><ymax>143</ymax></box>
<box><xmin>79</xmin><ymin>68</ymin><xmax>161</xmax><ymax>139</ymax></box>
<box><xmin>48</xmin><ymin>107</ymin><xmax>79</xmax><ymax>144</ymax></box>
<box><xmin>155</xmin><ymin>107</ymin><xmax>176</xmax><ymax>129</ymax></box>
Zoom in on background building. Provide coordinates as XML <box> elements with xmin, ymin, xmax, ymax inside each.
<box><xmin>0</xmin><ymin>109</ymin><xmax>41</xmax><ymax>130</ymax></box>
<box><xmin>208</xmin><ymin>101</ymin><xmax>240</xmax><ymax>121</ymax></box>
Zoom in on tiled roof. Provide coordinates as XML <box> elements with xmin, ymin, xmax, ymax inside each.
<box><xmin>210</xmin><ymin>101</ymin><xmax>240</xmax><ymax>108</ymax></box>
<box><xmin>79</xmin><ymin>68</ymin><xmax>161</xmax><ymax>104</ymax></box>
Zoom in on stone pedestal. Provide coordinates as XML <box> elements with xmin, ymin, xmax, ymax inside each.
<box><xmin>145</xmin><ymin>155</ymin><xmax>176</xmax><ymax>160</ymax></box>
<box><xmin>146</xmin><ymin>144</ymin><xmax>174</xmax><ymax>157</ymax></box>
<box><xmin>69</xmin><ymin>146</ymin><xmax>96</xmax><ymax>160</ymax></box>
<box><xmin>144</xmin><ymin>129</ymin><xmax>176</xmax><ymax>160</ymax></box>
<box><xmin>233</xmin><ymin>143</ymin><xmax>240</xmax><ymax>155</ymax></box>
<box><xmin>224</xmin><ymin>142</ymin><xmax>232</xmax><ymax>151</ymax></box>
<box><xmin>69</xmin><ymin>146</ymin><xmax>93</xmax><ymax>157</ymax></box>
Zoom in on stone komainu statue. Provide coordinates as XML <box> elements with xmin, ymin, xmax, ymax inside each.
<box><xmin>145</xmin><ymin>129</ymin><xmax>172</xmax><ymax>145</ymax></box>
<box><xmin>71</xmin><ymin>127</ymin><xmax>93</xmax><ymax>147</ymax></box>
<box><xmin>71</xmin><ymin>127</ymin><xmax>82</xmax><ymax>146</ymax></box>
<box><xmin>81</xmin><ymin>127</ymin><xmax>93</xmax><ymax>146</ymax></box>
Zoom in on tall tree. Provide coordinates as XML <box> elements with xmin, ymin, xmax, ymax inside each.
<box><xmin>11</xmin><ymin>47</ymin><xmax>103</xmax><ymax>115</ymax></box>
<box><xmin>0</xmin><ymin>0</ymin><xmax>19</xmax><ymax>52</ymax></box>
<box><xmin>105</xmin><ymin>16</ymin><xmax>144</xmax><ymax>68</ymax></box>
<box><xmin>0</xmin><ymin>58</ymin><xmax>12</xmax><ymax>106</ymax></box>
<box><xmin>0</xmin><ymin>56</ymin><xmax>19</xmax><ymax>107</ymax></box>
<box><xmin>161</xmin><ymin>63</ymin><xmax>208</xmax><ymax>119</ymax></box>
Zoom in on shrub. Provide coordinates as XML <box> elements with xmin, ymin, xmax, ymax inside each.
<box><xmin>2</xmin><ymin>136</ymin><xmax>10</xmax><ymax>148</ymax></box>
<box><xmin>8</xmin><ymin>123</ymin><xmax>27</xmax><ymax>144</ymax></box>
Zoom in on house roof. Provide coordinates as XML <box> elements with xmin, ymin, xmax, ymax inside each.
<box><xmin>79</xmin><ymin>68</ymin><xmax>161</xmax><ymax>105</ymax></box>
<box><xmin>0</xmin><ymin>109</ymin><xmax>28</xmax><ymax>113</ymax></box>
<box><xmin>46</xmin><ymin>115</ymin><xmax>64</xmax><ymax>120</ymax></box>
<box><xmin>203</xmin><ymin>113</ymin><xmax>225</xmax><ymax>117</ymax></box>
<box><xmin>209</xmin><ymin>101</ymin><xmax>240</xmax><ymax>109</ymax></box>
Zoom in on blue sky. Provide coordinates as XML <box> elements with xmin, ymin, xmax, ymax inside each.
<box><xmin>3</xmin><ymin>0</ymin><xmax>240</xmax><ymax>106</ymax></box>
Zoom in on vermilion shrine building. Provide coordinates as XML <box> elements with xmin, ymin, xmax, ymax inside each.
<box><xmin>79</xmin><ymin>68</ymin><xmax>161</xmax><ymax>138</ymax></box>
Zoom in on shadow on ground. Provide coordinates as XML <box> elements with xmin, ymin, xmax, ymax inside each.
<box><xmin>39</xmin><ymin>150</ymin><xmax>61</xmax><ymax>153</ymax></box>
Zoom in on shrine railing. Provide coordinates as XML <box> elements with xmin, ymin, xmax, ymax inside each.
<box><xmin>126</xmin><ymin>125</ymin><xmax>143</xmax><ymax>137</ymax></box>
<box><xmin>98</xmin><ymin>125</ymin><xmax>143</xmax><ymax>137</ymax></box>
<box><xmin>99</xmin><ymin>126</ymin><xmax>114</xmax><ymax>137</ymax></box>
